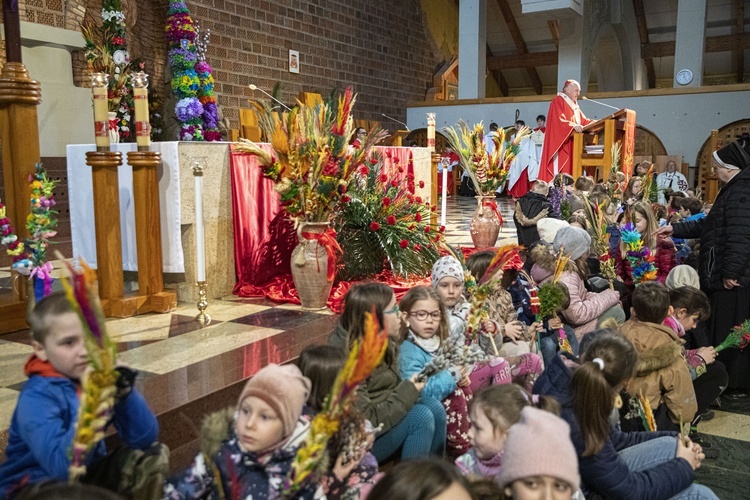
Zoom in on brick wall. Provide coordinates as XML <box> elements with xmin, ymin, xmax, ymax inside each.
<box><xmin>0</xmin><ymin>0</ymin><xmax>442</xmax><ymax>266</ymax></box>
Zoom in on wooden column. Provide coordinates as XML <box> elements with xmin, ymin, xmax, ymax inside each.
<box><xmin>0</xmin><ymin>0</ymin><xmax>42</xmax><ymax>333</ymax></box>
<box><xmin>87</xmin><ymin>151</ymin><xmax>138</xmax><ymax>317</ymax></box>
<box><xmin>128</xmin><ymin>150</ymin><xmax>177</xmax><ymax>313</ymax></box>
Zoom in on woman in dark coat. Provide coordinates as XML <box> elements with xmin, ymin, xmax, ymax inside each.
<box><xmin>659</xmin><ymin>137</ymin><xmax>750</xmax><ymax>396</ymax></box>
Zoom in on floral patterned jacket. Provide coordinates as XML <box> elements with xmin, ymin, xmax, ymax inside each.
<box><xmin>164</xmin><ymin>416</ymin><xmax>324</xmax><ymax>500</ymax></box>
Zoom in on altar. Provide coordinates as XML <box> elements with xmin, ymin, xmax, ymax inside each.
<box><xmin>67</xmin><ymin>142</ymin><xmax>434</xmax><ymax>304</ymax></box>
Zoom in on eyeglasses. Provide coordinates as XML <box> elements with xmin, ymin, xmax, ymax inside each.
<box><xmin>408</xmin><ymin>310</ymin><xmax>442</xmax><ymax>321</ymax></box>
<box><xmin>384</xmin><ymin>304</ymin><xmax>399</xmax><ymax>315</ymax></box>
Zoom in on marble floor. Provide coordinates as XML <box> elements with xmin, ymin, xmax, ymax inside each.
<box><xmin>0</xmin><ymin>194</ymin><xmax>749</xmax><ymax>497</ymax></box>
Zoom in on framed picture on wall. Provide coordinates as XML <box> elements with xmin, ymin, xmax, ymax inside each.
<box><xmin>445</xmin><ymin>83</ymin><xmax>458</xmax><ymax>100</ymax></box>
<box><xmin>289</xmin><ymin>50</ymin><xmax>300</xmax><ymax>74</ymax></box>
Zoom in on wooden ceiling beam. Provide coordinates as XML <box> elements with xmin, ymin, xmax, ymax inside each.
<box><xmin>487</xmin><ymin>50</ymin><xmax>558</xmax><ymax>70</ymax></box>
<box><xmin>642</xmin><ymin>33</ymin><xmax>750</xmax><ymax>59</ymax></box>
<box><xmin>632</xmin><ymin>0</ymin><xmax>656</xmax><ymax>88</ymax></box>
<box><xmin>734</xmin><ymin>0</ymin><xmax>745</xmax><ymax>83</ymax></box>
<box><xmin>486</xmin><ymin>44</ymin><xmax>509</xmax><ymax>96</ymax></box>
<box><xmin>496</xmin><ymin>0</ymin><xmax>543</xmax><ymax>94</ymax></box>
<box><xmin>548</xmin><ymin>19</ymin><xmax>560</xmax><ymax>49</ymax></box>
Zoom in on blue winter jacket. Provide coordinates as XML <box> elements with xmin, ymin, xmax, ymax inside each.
<box><xmin>0</xmin><ymin>367</ymin><xmax>159</xmax><ymax>496</ymax></box>
<box><xmin>533</xmin><ymin>354</ymin><xmax>695</xmax><ymax>500</ymax></box>
<box><xmin>399</xmin><ymin>339</ymin><xmax>456</xmax><ymax>401</ymax></box>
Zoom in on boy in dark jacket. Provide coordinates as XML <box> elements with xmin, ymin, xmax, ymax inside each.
<box><xmin>514</xmin><ymin>180</ymin><xmax>552</xmax><ymax>248</ymax></box>
<box><xmin>0</xmin><ymin>293</ymin><xmax>162</xmax><ymax>498</ymax></box>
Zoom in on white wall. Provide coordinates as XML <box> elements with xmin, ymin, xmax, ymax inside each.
<box><xmin>2</xmin><ymin>22</ymin><xmax>93</xmax><ymax>157</ymax></box>
<box><xmin>407</xmin><ymin>88</ymin><xmax>750</xmax><ymax>166</ymax></box>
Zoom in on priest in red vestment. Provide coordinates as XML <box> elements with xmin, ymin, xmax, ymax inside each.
<box><xmin>538</xmin><ymin>80</ymin><xmax>594</xmax><ymax>182</ymax></box>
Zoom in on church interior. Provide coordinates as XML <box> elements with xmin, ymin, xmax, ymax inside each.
<box><xmin>0</xmin><ymin>0</ymin><xmax>749</xmax><ymax>498</ymax></box>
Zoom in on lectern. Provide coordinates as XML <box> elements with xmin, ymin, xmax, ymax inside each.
<box><xmin>572</xmin><ymin>109</ymin><xmax>636</xmax><ymax>181</ymax></box>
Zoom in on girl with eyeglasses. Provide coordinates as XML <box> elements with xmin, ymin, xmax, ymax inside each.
<box><xmin>397</xmin><ymin>285</ymin><xmax>476</xmax><ymax>459</ymax></box>
<box><xmin>329</xmin><ymin>283</ymin><xmax>446</xmax><ymax>463</ymax></box>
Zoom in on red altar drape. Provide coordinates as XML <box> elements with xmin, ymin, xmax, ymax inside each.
<box><xmin>230</xmin><ymin>146</ymin><xmax>423</xmax><ymax>312</ymax></box>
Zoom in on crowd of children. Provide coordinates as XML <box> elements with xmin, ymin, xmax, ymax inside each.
<box><xmin>0</xmin><ymin>161</ymin><xmax>730</xmax><ymax>499</ymax></box>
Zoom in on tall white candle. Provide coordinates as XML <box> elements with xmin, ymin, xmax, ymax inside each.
<box><xmin>441</xmin><ymin>166</ymin><xmax>448</xmax><ymax>227</ymax></box>
<box><xmin>427</xmin><ymin>113</ymin><xmax>436</xmax><ymax>152</ymax></box>
<box><xmin>131</xmin><ymin>71</ymin><xmax>151</xmax><ymax>148</ymax></box>
<box><xmin>192</xmin><ymin>157</ymin><xmax>207</xmax><ymax>282</ymax></box>
<box><xmin>91</xmin><ymin>73</ymin><xmax>110</xmax><ymax>148</ymax></box>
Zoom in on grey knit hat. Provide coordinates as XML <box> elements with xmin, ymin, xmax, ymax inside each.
<box><xmin>553</xmin><ymin>226</ymin><xmax>591</xmax><ymax>260</ymax></box>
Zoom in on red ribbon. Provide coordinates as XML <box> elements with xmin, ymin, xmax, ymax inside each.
<box><xmin>109</xmin><ymin>118</ymin><xmax>119</xmax><ymax>131</ymax></box>
<box><xmin>482</xmin><ymin>200</ymin><xmax>504</xmax><ymax>225</ymax></box>
<box><xmin>300</xmin><ymin>228</ymin><xmax>343</xmax><ymax>281</ymax></box>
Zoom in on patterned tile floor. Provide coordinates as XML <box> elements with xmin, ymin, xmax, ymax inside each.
<box><xmin>0</xmin><ymin>194</ymin><xmax>748</xmax><ymax>496</ymax></box>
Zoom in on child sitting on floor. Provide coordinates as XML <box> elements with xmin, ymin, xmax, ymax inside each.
<box><xmin>497</xmin><ymin>407</ymin><xmax>580</xmax><ymax>500</ymax></box>
<box><xmin>330</xmin><ymin>283</ymin><xmax>445</xmax><ymax>463</ymax></box>
<box><xmin>398</xmin><ymin>286</ymin><xmax>486</xmax><ymax>459</ymax></box>
<box><xmin>464</xmin><ymin>251</ymin><xmax>544</xmax><ymax>386</ymax></box>
<box><xmin>297</xmin><ymin>345</ymin><xmax>380</xmax><ymax>500</ymax></box>
<box><xmin>164</xmin><ymin>364</ymin><xmax>323</xmax><ymax>499</ymax></box>
<box><xmin>433</xmin><ymin>255</ymin><xmax>540</xmax><ymax>391</ymax></box>
<box><xmin>620</xmin><ymin>282</ymin><xmax>698</xmax><ymax>431</ymax></box>
<box><xmin>665</xmin><ymin>287</ymin><xmax>728</xmax><ymax>430</ymax></box>
<box><xmin>455</xmin><ymin>384</ymin><xmax>559</xmax><ymax>483</ymax></box>
<box><xmin>0</xmin><ymin>292</ymin><xmax>162</xmax><ymax>499</ymax></box>
<box><xmin>513</xmin><ymin>180</ymin><xmax>552</xmax><ymax>248</ymax></box>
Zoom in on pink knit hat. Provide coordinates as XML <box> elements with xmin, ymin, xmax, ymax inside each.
<box><xmin>238</xmin><ymin>364</ymin><xmax>311</xmax><ymax>437</ymax></box>
<box><xmin>498</xmin><ymin>406</ymin><xmax>580</xmax><ymax>490</ymax></box>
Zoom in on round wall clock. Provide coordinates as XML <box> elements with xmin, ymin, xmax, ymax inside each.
<box><xmin>676</xmin><ymin>69</ymin><xmax>693</xmax><ymax>85</ymax></box>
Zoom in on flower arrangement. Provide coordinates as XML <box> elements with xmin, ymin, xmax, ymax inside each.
<box><xmin>0</xmin><ymin>200</ymin><xmax>25</xmax><ymax>263</ymax></box>
<box><xmin>81</xmin><ymin>0</ymin><xmax>135</xmax><ymax>142</ymax></box>
<box><xmin>62</xmin><ymin>258</ymin><xmax>118</xmax><ymax>481</ymax></box>
<box><xmin>24</xmin><ymin>163</ymin><xmax>59</xmax><ymax>298</ymax></box>
<box><xmin>234</xmin><ymin>87</ymin><xmax>387</xmax><ymax>223</ymax></box>
<box><xmin>333</xmin><ymin>156</ymin><xmax>441</xmax><ymax>280</ymax></box>
<box><xmin>194</xmin><ymin>24</ymin><xmax>222</xmax><ymax>142</ymax></box>
<box><xmin>166</xmin><ymin>0</ymin><xmax>204</xmax><ymax>141</ymax></box>
<box><xmin>582</xmin><ymin>195</ymin><xmax>616</xmax><ymax>286</ymax></box>
<box><xmin>442</xmin><ymin>121</ymin><xmax>531</xmax><ymax>196</ymax></box>
<box><xmin>284</xmin><ymin>310</ymin><xmax>388</xmax><ymax>494</ymax></box>
<box><xmin>715</xmin><ymin>319</ymin><xmax>750</xmax><ymax>352</ymax></box>
<box><xmin>620</xmin><ymin>222</ymin><xmax>657</xmax><ymax>285</ymax></box>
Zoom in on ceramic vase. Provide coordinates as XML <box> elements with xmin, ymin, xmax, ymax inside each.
<box><xmin>290</xmin><ymin>222</ymin><xmax>335</xmax><ymax>310</ymax></box>
<box><xmin>469</xmin><ymin>195</ymin><xmax>503</xmax><ymax>249</ymax></box>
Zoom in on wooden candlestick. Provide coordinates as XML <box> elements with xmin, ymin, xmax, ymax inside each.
<box><xmin>127</xmin><ymin>150</ymin><xmax>177</xmax><ymax>314</ymax></box>
<box><xmin>86</xmin><ymin>150</ymin><xmax>141</xmax><ymax>317</ymax></box>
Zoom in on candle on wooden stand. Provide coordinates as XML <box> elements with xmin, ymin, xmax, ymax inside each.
<box><xmin>131</xmin><ymin>71</ymin><xmax>151</xmax><ymax>149</ymax></box>
<box><xmin>427</xmin><ymin>112</ymin><xmax>436</xmax><ymax>152</ymax></box>
<box><xmin>91</xmin><ymin>73</ymin><xmax>110</xmax><ymax>150</ymax></box>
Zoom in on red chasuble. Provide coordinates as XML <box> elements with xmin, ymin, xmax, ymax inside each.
<box><xmin>538</xmin><ymin>93</ymin><xmax>593</xmax><ymax>182</ymax></box>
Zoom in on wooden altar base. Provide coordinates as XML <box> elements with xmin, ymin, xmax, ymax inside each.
<box><xmin>101</xmin><ymin>290</ymin><xmax>178</xmax><ymax>318</ymax></box>
<box><xmin>0</xmin><ymin>294</ymin><xmax>28</xmax><ymax>334</ymax></box>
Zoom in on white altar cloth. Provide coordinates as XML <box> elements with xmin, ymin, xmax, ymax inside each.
<box><xmin>66</xmin><ymin>142</ymin><xmax>184</xmax><ymax>273</ymax></box>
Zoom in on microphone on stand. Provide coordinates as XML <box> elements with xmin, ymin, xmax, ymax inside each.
<box><xmin>580</xmin><ymin>96</ymin><xmax>619</xmax><ymax>112</ymax></box>
<box><xmin>381</xmin><ymin>113</ymin><xmax>410</xmax><ymax>131</ymax></box>
<box><xmin>248</xmin><ymin>84</ymin><xmax>292</xmax><ymax>111</ymax></box>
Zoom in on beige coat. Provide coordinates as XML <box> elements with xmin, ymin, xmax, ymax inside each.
<box><xmin>621</xmin><ymin>319</ymin><xmax>698</xmax><ymax>425</ymax></box>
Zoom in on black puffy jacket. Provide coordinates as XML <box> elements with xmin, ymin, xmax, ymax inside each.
<box><xmin>672</xmin><ymin>167</ymin><xmax>750</xmax><ymax>291</ymax></box>
<box><xmin>514</xmin><ymin>192</ymin><xmax>552</xmax><ymax>248</ymax></box>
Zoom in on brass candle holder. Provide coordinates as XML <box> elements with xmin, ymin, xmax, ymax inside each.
<box><xmin>196</xmin><ymin>280</ymin><xmax>211</xmax><ymax>326</ymax></box>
